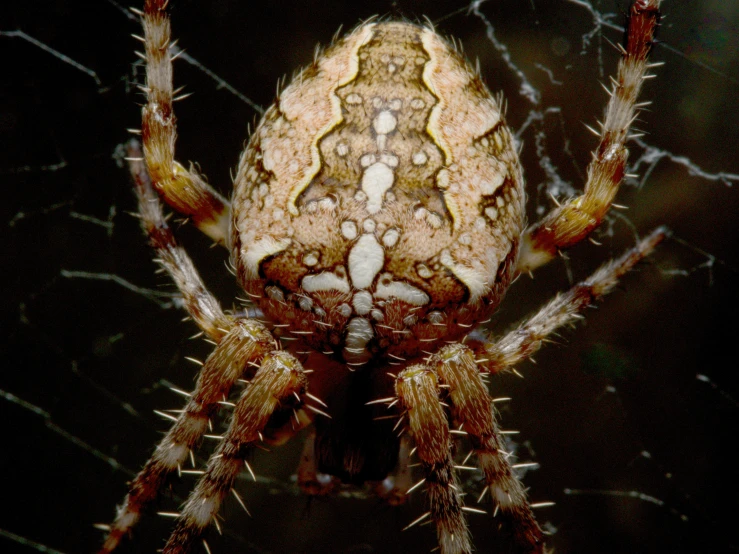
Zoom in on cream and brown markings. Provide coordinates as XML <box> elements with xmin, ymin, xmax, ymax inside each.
<box><xmin>231</xmin><ymin>22</ymin><xmax>525</xmax><ymax>363</ymax></box>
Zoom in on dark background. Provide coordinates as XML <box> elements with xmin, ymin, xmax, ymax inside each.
<box><xmin>2</xmin><ymin>1</ymin><xmax>738</xmax><ymax>553</ymax></box>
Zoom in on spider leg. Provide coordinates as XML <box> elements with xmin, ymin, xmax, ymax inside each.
<box><xmin>99</xmin><ymin>319</ymin><xmax>275</xmax><ymax>553</ymax></box>
<box><xmin>432</xmin><ymin>344</ymin><xmax>544</xmax><ymax>552</ymax></box>
<box><xmin>485</xmin><ymin>226</ymin><xmax>667</xmax><ymax>374</ymax></box>
<box><xmin>297</xmin><ymin>427</ymin><xmax>339</xmax><ymax>496</ymax></box>
<box><xmin>395</xmin><ymin>366</ymin><xmax>472</xmax><ymax>554</ymax></box>
<box><xmin>393</xmin><ymin>226</ymin><xmax>666</xmax><ymax>554</ymax></box>
<box><xmin>374</xmin><ymin>435</ymin><xmax>413</xmax><ymax>505</ymax></box>
<box><xmin>138</xmin><ymin>0</ymin><xmax>231</xmax><ymax>245</ymax></box>
<box><xmin>517</xmin><ymin>0</ymin><xmax>662</xmax><ymax>273</ymax></box>
<box><xmin>161</xmin><ymin>351</ymin><xmax>308</xmax><ymax>554</ymax></box>
<box><xmin>126</xmin><ymin>140</ymin><xmax>231</xmax><ymax>341</ymax></box>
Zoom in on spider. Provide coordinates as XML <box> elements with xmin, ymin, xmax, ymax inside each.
<box><xmin>99</xmin><ymin>1</ymin><xmax>664</xmax><ymax>552</ymax></box>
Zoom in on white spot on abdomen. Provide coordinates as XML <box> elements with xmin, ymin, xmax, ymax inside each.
<box><xmin>412</xmin><ymin>151</ymin><xmax>429</xmax><ymax>166</ymax></box>
<box><xmin>348</xmin><ymin>234</ymin><xmax>384</xmax><ymax>289</ymax></box>
<box><xmin>243</xmin><ymin>236</ymin><xmax>292</xmax><ymax>279</ymax></box>
<box><xmin>302</xmin><ymin>269</ymin><xmax>350</xmax><ymax>294</ymax></box>
<box><xmin>373</xmin><ymin>110</ymin><xmax>397</xmax><ymax>134</ymax></box>
<box><xmin>303</xmin><ymin>252</ymin><xmax>319</xmax><ymax>266</ymax></box>
<box><xmin>410</xmin><ymin>98</ymin><xmax>425</xmax><ymax>110</ymax></box>
<box><xmin>360</xmin><ymin>154</ymin><xmax>377</xmax><ymax>167</ymax></box>
<box><xmin>440</xmin><ymin>250</ymin><xmax>488</xmax><ymax>302</ymax></box>
<box><xmin>416</xmin><ymin>264</ymin><xmax>433</xmax><ymax>279</ymax></box>
<box><xmin>374</xmin><ymin>274</ymin><xmax>430</xmax><ymax>306</ymax></box>
<box><xmin>341</xmin><ymin>220</ymin><xmax>358</xmax><ymax>240</ymax></box>
<box><xmin>346</xmin><ymin>93</ymin><xmax>363</xmax><ymax>105</ymax></box>
<box><xmin>480</xmin><ymin>170</ymin><xmax>505</xmax><ymax>195</ymax></box>
<box><xmin>380</xmin><ymin>153</ymin><xmax>399</xmax><ymax>167</ymax></box>
<box><xmin>382</xmin><ymin>228</ymin><xmax>400</xmax><ymax>247</ymax></box>
<box><xmin>361</xmin><ymin>162</ymin><xmax>395</xmax><ymax>214</ymax></box>
<box><xmin>336</xmin><ymin>142</ymin><xmax>349</xmax><ymax>157</ymax></box>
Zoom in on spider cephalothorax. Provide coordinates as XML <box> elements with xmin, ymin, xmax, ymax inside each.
<box><xmin>100</xmin><ymin>2</ymin><xmax>664</xmax><ymax>553</ymax></box>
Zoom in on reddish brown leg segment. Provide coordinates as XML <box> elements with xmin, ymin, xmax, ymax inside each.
<box><xmin>139</xmin><ymin>0</ymin><xmax>230</xmax><ymax>245</ymax></box>
<box><xmin>163</xmin><ymin>351</ymin><xmax>308</xmax><ymax>554</ymax></box>
<box><xmin>395</xmin><ymin>366</ymin><xmax>472</xmax><ymax>554</ymax></box>
<box><xmin>99</xmin><ymin>319</ymin><xmax>275</xmax><ymax>554</ymax></box>
<box><xmin>484</xmin><ymin>226</ymin><xmax>668</xmax><ymax>375</ymax></box>
<box><xmin>127</xmin><ymin>140</ymin><xmax>231</xmax><ymax>342</ymax></box>
<box><xmin>374</xmin><ymin>435</ymin><xmax>413</xmax><ymax>505</ymax></box>
<box><xmin>432</xmin><ymin>344</ymin><xmax>544</xmax><ymax>553</ymax></box>
<box><xmin>517</xmin><ymin>0</ymin><xmax>662</xmax><ymax>272</ymax></box>
<box><xmin>297</xmin><ymin>428</ymin><xmax>338</xmax><ymax>496</ymax></box>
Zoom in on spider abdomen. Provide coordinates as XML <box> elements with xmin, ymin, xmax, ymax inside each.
<box><xmin>231</xmin><ymin>21</ymin><xmax>525</xmax><ymax>364</ymax></box>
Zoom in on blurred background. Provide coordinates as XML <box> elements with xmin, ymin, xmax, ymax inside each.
<box><xmin>2</xmin><ymin>1</ymin><xmax>738</xmax><ymax>553</ymax></box>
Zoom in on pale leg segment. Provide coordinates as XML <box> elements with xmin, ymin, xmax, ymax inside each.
<box><xmin>162</xmin><ymin>352</ymin><xmax>308</xmax><ymax>554</ymax></box>
<box><xmin>517</xmin><ymin>0</ymin><xmax>663</xmax><ymax>273</ymax></box>
<box><xmin>432</xmin><ymin>345</ymin><xmax>544</xmax><ymax>553</ymax></box>
<box><xmin>485</xmin><ymin>226</ymin><xmax>668</xmax><ymax>375</ymax></box>
<box><xmin>98</xmin><ymin>319</ymin><xmax>275</xmax><ymax>554</ymax></box>
<box><xmin>127</xmin><ymin>140</ymin><xmax>232</xmax><ymax>342</ymax></box>
<box><xmin>390</xmin><ymin>226</ymin><xmax>667</xmax><ymax>554</ymax></box>
<box><xmin>395</xmin><ymin>366</ymin><xmax>473</xmax><ymax>554</ymax></box>
<box><xmin>297</xmin><ymin>428</ymin><xmax>339</xmax><ymax>496</ymax></box>
<box><xmin>138</xmin><ymin>0</ymin><xmax>231</xmax><ymax>246</ymax></box>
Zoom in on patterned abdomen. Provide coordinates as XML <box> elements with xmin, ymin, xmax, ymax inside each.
<box><xmin>232</xmin><ymin>21</ymin><xmax>525</xmax><ymax>364</ymax></box>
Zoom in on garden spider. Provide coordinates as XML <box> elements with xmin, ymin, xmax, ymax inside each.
<box><xmin>99</xmin><ymin>1</ymin><xmax>663</xmax><ymax>552</ymax></box>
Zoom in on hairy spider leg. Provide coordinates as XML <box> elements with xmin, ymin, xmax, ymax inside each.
<box><xmin>162</xmin><ymin>351</ymin><xmax>309</xmax><ymax>554</ymax></box>
<box><xmin>517</xmin><ymin>0</ymin><xmax>663</xmax><ymax>273</ymax></box>
<box><xmin>99</xmin><ymin>316</ymin><xmax>276</xmax><ymax>553</ymax></box>
<box><xmin>484</xmin><ymin>226</ymin><xmax>668</xmax><ymax>374</ymax></box>
<box><xmin>103</xmin><ymin>121</ymin><xmax>286</xmax><ymax>554</ymax></box>
<box><xmin>389</xmin><ymin>226</ymin><xmax>666</xmax><ymax>554</ymax></box>
<box><xmin>105</xmin><ymin>153</ymin><xmax>314</xmax><ymax>554</ymax></box>
<box><xmin>138</xmin><ymin>0</ymin><xmax>231</xmax><ymax>245</ymax></box>
<box><xmin>395</xmin><ymin>366</ymin><xmax>472</xmax><ymax>554</ymax></box>
<box><xmin>126</xmin><ymin>141</ymin><xmax>231</xmax><ymax>341</ymax></box>
<box><xmin>432</xmin><ymin>344</ymin><xmax>544</xmax><ymax>552</ymax></box>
